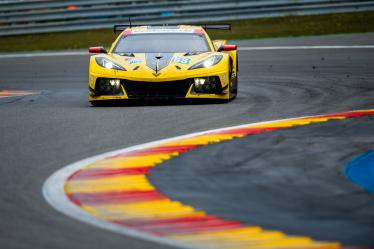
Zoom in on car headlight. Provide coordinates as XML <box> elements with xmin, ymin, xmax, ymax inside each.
<box><xmin>95</xmin><ymin>57</ymin><xmax>126</xmax><ymax>71</ymax></box>
<box><xmin>188</xmin><ymin>55</ymin><xmax>223</xmax><ymax>70</ymax></box>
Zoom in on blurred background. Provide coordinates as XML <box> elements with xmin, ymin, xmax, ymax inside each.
<box><xmin>0</xmin><ymin>0</ymin><xmax>373</xmax><ymax>52</ymax></box>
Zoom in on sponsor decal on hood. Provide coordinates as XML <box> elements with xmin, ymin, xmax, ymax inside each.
<box><xmin>172</xmin><ymin>57</ymin><xmax>191</xmax><ymax>64</ymax></box>
<box><xmin>125</xmin><ymin>58</ymin><xmax>142</xmax><ymax>65</ymax></box>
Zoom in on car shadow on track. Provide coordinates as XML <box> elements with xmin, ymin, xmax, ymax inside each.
<box><xmin>89</xmin><ymin>99</ymin><xmax>230</xmax><ymax>107</ymax></box>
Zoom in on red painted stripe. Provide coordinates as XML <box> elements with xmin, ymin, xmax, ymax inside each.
<box><xmin>144</xmin><ymin>216</ymin><xmax>223</xmax><ymax>225</ymax></box>
<box><xmin>321</xmin><ymin>111</ymin><xmax>374</xmax><ymax>119</ymax></box>
<box><xmin>109</xmin><ymin>145</ymin><xmax>198</xmax><ymax>157</ymax></box>
<box><xmin>114</xmin><ymin>215</ymin><xmax>222</xmax><ymax>226</ymax></box>
<box><xmin>67</xmin><ymin>193</ymin><xmax>82</xmax><ymax>206</ymax></box>
<box><xmin>343</xmin><ymin>111</ymin><xmax>374</xmax><ymax>117</ymax></box>
<box><xmin>139</xmin><ymin>217</ymin><xmax>240</xmax><ymax>229</ymax></box>
<box><xmin>68</xmin><ymin>190</ymin><xmax>166</xmax><ymax>205</ymax></box>
<box><xmin>115</xmin><ymin>218</ymin><xmax>244</xmax><ymax>235</ymax></box>
<box><xmin>66</xmin><ymin>170</ymin><xmax>82</xmax><ymax>181</ymax></box>
<box><xmin>143</xmin><ymin>220</ymin><xmax>243</xmax><ymax>234</ymax></box>
<box><xmin>212</xmin><ymin>127</ymin><xmax>279</xmax><ymax>135</ymax></box>
<box><xmin>68</xmin><ymin>167</ymin><xmax>151</xmax><ymax>180</ymax></box>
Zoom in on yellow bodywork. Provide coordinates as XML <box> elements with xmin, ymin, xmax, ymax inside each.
<box><xmin>88</xmin><ymin>25</ymin><xmax>238</xmax><ymax>103</ymax></box>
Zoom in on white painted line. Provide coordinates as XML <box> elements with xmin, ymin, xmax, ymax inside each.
<box><xmin>239</xmin><ymin>45</ymin><xmax>374</xmax><ymax>50</ymax></box>
<box><xmin>1</xmin><ymin>45</ymin><xmax>374</xmax><ymax>58</ymax></box>
<box><xmin>42</xmin><ymin>110</ymin><xmax>363</xmax><ymax>249</ymax></box>
<box><xmin>0</xmin><ymin>51</ymin><xmax>88</xmax><ymax>58</ymax></box>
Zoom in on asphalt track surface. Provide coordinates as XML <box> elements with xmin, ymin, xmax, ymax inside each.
<box><xmin>1</xmin><ymin>33</ymin><xmax>374</xmax><ymax>249</ymax></box>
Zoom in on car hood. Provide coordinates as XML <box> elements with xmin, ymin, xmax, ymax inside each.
<box><xmin>99</xmin><ymin>52</ymin><xmax>220</xmax><ymax>80</ymax></box>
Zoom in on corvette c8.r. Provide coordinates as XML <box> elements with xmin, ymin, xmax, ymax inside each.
<box><xmin>88</xmin><ymin>25</ymin><xmax>238</xmax><ymax>105</ymax></box>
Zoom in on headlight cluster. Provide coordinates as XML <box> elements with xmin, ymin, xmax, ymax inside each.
<box><xmin>95</xmin><ymin>57</ymin><xmax>126</xmax><ymax>71</ymax></box>
<box><xmin>95</xmin><ymin>78</ymin><xmax>122</xmax><ymax>95</ymax></box>
<box><xmin>193</xmin><ymin>76</ymin><xmax>222</xmax><ymax>94</ymax></box>
<box><xmin>188</xmin><ymin>55</ymin><xmax>223</xmax><ymax>70</ymax></box>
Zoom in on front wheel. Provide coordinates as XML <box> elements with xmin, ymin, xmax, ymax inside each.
<box><xmin>230</xmin><ymin>77</ymin><xmax>238</xmax><ymax>100</ymax></box>
<box><xmin>229</xmin><ymin>63</ymin><xmax>238</xmax><ymax>100</ymax></box>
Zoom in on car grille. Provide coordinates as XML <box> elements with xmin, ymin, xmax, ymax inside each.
<box><xmin>123</xmin><ymin>80</ymin><xmax>193</xmax><ymax>98</ymax></box>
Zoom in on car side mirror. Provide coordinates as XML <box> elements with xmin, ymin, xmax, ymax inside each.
<box><xmin>218</xmin><ymin>45</ymin><xmax>237</xmax><ymax>52</ymax></box>
<box><xmin>88</xmin><ymin>46</ymin><xmax>107</xmax><ymax>54</ymax></box>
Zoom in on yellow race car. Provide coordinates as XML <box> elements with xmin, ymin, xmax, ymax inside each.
<box><xmin>88</xmin><ymin>24</ymin><xmax>238</xmax><ymax>105</ymax></box>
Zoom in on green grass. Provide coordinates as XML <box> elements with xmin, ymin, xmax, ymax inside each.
<box><xmin>1</xmin><ymin>11</ymin><xmax>374</xmax><ymax>52</ymax></box>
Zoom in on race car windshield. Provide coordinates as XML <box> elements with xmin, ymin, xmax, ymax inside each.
<box><xmin>113</xmin><ymin>33</ymin><xmax>211</xmax><ymax>53</ymax></box>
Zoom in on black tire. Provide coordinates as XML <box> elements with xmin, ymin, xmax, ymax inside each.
<box><xmin>228</xmin><ymin>61</ymin><xmax>238</xmax><ymax>100</ymax></box>
<box><xmin>230</xmin><ymin>76</ymin><xmax>238</xmax><ymax>100</ymax></box>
